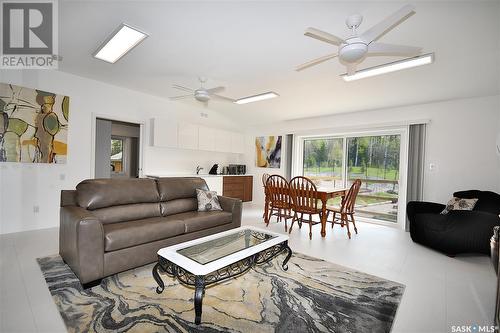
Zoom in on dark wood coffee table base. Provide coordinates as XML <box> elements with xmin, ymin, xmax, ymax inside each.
<box><xmin>152</xmin><ymin>240</ymin><xmax>292</xmax><ymax>324</ymax></box>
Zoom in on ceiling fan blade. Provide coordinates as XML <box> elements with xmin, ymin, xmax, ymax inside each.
<box><xmin>367</xmin><ymin>42</ymin><xmax>422</xmax><ymax>56</ymax></box>
<box><xmin>296</xmin><ymin>53</ymin><xmax>338</xmax><ymax>71</ymax></box>
<box><xmin>211</xmin><ymin>94</ymin><xmax>236</xmax><ymax>102</ymax></box>
<box><xmin>360</xmin><ymin>5</ymin><xmax>416</xmax><ymax>43</ymax></box>
<box><xmin>169</xmin><ymin>94</ymin><xmax>193</xmax><ymax>100</ymax></box>
<box><xmin>172</xmin><ymin>84</ymin><xmax>194</xmax><ymax>93</ymax></box>
<box><xmin>346</xmin><ymin>63</ymin><xmax>357</xmax><ymax>75</ymax></box>
<box><xmin>304</xmin><ymin>27</ymin><xmax>345</xmax><ymax>46</ymax></box>
<box><xmin>206</xmin><ymin>86</ymin><xmax>225</xmax><ymax>94</ymax></box>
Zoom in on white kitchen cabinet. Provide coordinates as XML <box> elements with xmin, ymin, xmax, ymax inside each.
<box><xmin>178</xmin><ymin>122</ymin><xmax>199</xmax><ymax>150</ymax></box>
<box><xmin>198</xmin><ymin>126</ymin><xmax>216</xmax><ymax>151</ymax></box>
<box><xmin>151</xmin><ymin>118</ymin><xmax>178</xmax><ymax>148</ymax></box>
<box><xmin>231</xmin><ymin>132</ymin><xmax>245</xmax><ymax>154</ymax></box>
<box><xmin>214</xmin><ymin>129</ymin><xmax>232</xmax><ymax>152</ymax></box>
<box><xmin>151</xmin><ymin>119</ymin><xmax>245</xmax><ymax>154</ymax></box>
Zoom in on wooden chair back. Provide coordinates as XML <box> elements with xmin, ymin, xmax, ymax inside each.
<box><xmin>262</xmin><ymin>173</ymin><xmax>270</xmax><ymax>187</ymax></box>
<box><xmin>341</xmin><ymin>179</ymin><xmax>362</xmax><ymax>214</ymax></box>
<box><xmin>266</xmin><ymin>175</ymin><xmax>291</xmax><ymax>207</ymax></box>
<box><xmin>289</xmin><ymin>176</ymin><xmax>319</xmax><ymax>213</ymax></box>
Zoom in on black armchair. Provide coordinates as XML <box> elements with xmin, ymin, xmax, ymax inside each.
<box><xmin>407</xmin><ymin>190</ymin><xmax>500</xmax><ymax>255</ymax></box>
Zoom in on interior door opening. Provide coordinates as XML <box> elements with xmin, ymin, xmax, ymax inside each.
<box><xmin>95</xmin><ymin>118</ymin><xmax>141</xmax><ymax>179</ymax></box>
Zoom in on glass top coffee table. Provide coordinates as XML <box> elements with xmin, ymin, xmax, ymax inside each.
<box><xmin>152</xmin><ymin>226</ymin><xmax>292</xmax><ymax>324</ymax></box>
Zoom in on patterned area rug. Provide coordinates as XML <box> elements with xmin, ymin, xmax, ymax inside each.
<box><xmin>37</xmin><ymin>253</ymin><xmax>404</xmax><ymax>333</ymax></box>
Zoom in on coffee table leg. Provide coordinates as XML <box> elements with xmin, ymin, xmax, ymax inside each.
<box><xmin>152</xmin><ymin>263</ymin><xmax>165</xmax><ymax>294</ymax></box>
<box><xmin>194</xmin><ymin>276</ymin><xmax>205</xmax><ymax>325</ymax></box>
<box><xmin>282</xmin><ymin>243</ymin><xmax>293</xmax><ymax>271</ymax></box>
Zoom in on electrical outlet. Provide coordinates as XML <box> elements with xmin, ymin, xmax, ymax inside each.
<box><xmin>33</xmin><ymin>205</ymin><xmax>39</xmax><ymax>213</ymax></box>
<box><xmin>59</xmin><ymin>173</ymin><xmax>66</xmax><ymax>181</ymax></box>
<box><xmin>429</xmin><ymin>163</ymin><xmax>437</xmax><ymax>172</ymax></box>
<box><xmin>200</xmin><ymin>112</ymin><xmax>208</xmax><ymax>118</ymax></box>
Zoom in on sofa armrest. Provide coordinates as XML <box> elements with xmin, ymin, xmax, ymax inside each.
<box><xmin>218</xmin><ymin>195</ymin><xmax>242</xmax><ymax>228</ymax></box>
<box><xmin>407</xmin><ymin>201</ymin><xmax>446</xmax><ymax>216</ymax></box>
<box><xmin>59</xmin><ymin>206</ymin><xmax>104</xmax><ymax>284</ymax></box>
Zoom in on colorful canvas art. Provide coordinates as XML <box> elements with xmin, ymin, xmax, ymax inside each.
<box><xmin>0</xmin><ymin>83</ymin><xmax>69</xmax><ymax>163</ymax></box>
<box><xmin>255</xmin><ymin>136</ymin><xmax>282</xmax><ymax>168</ymax></box>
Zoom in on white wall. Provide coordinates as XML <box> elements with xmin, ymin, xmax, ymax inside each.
<box><xmin>0</xmin><ymin>70</ymin><xmax>244</xmax><ymax>234</ymax></box>
<box><xmin>245</xmin><ymin>95</ymin><xmax>500</xmax><ymax>207</ymax></box>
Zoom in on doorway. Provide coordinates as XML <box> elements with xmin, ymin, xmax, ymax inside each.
<box><xmin>95</xmin><ymin>118</ymin><xmax>141</xmax><ymax>179</ymax></box>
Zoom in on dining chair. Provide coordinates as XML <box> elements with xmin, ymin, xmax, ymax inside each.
<box><xmin>326</xmin><ymin>179</ymin><xmax>362</xmax><ymax>239</ymax></box>
<box><xmin>266</xmin><ymin>175</ymin><xmax>293</xmax><ymax>231</ymax></box>
<box><xmin>262</xmin><ymin>173</ymin><xmax>270</xmax><ymax>220</ymax></box>
<box><xmin>288</xmin><ymin>176</ymin><xmax>322</xmax><ymax>240</ymax></box>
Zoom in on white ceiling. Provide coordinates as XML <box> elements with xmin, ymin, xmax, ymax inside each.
<box><xmin>58</xmin><ymin>1</ymin><xmax>500</xmax><ymax>125</ymax></box>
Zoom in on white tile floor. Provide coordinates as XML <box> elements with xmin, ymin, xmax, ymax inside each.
<box><xmin>0</xmin><ymin>203</ymin><xmax>496</xmax><ymax>333</ymax></box>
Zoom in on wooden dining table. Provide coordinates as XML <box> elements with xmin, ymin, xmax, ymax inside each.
<box><xmin>264</xmin><ymin>186</ymin><xmax>348</xmax><ymax>237</ymax></box>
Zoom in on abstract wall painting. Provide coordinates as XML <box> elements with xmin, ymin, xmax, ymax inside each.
<box><xmin>0</xmin><ymin>83</ymin><xmax>69</xmax><ymax>163</ymax></box>
<box><xmin>255</xmin><ymin>136</ymin><xmax>282</xmax><ymax>168</ymax></box>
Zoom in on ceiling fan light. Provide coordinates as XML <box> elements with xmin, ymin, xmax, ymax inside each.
<box><xmin>194</xmin><ymin>90</ymin><xmax>210</xmax><ymax>102</ymax></box>
<box><xmin>234</xmin><ymin>92</ymin><xmax>279</xmax><ymax>104</ymax></box>
<box><xmin>341</xmin><ymin>53</ymin><xmax>434</xmax><ymax>81</ymax></box>
<box><xmin>339</xmin><ymin>41</ymin><xmax>368</xmax><ymax>63</ymax></box>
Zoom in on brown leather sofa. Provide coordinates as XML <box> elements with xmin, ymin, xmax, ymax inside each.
<box><xmin>59</xmin><ymin>177</ymin><xmax>242</xmax><ymax>288</ymax></box>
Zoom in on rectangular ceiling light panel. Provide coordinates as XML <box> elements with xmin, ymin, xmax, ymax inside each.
<box><xmin>342</xmin><ymin>53</ymin><xmax>434</xmax><ymax>81</ymax></box>
<box><xmin>235</xmin><ymin>92</ymin><xmax>279</xmax><ymax>104</ymax></box>
<box><xmin>94</xmin><ymin>24</ymin><xmax>149</xmax><ymax>63</ymax></box>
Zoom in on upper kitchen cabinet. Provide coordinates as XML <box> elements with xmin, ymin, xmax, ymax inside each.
<box><xmin>151</xmin><ymin>118</ymin><xmax>244</xmax><ymax>154</ymax></box>
<box><xmin>231</xmin><ymin>132</ymin><xmax>245</xmax><ymax>154</ymax></box>
<box><xmin>214</xmin><ymin>129</ymin><xmax>232</xmax><ymax>152</ymax></box>
<box><xmin>178</xmin><ymin>121</ymin><xmax>199</xmax><ymax>150</ymax></box>
<box><xmin>198</xmin><ymin>125</ymin><xmax>216</xmax><ymax>151</ymax></box>
<box><xmin>151</xmin><ymin>118</ymin><xmax>178</xmax><ymax>148</ymax></box>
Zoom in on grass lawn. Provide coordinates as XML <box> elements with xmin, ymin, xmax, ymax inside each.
<box><xmin>349</xmin><ymin>166</ymin><xmax>399</xmax><ymax>180</ymax></box>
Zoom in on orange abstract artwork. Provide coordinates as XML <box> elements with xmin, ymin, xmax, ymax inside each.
<box><xmin>255</xmin><ymin>136</ymin><xmax>282</xmax><ymax>168</ymax></box>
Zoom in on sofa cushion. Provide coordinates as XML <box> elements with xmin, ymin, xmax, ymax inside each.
<box><xmin>440</xmin><ymin>197</ymin><xmax>478</xmax><ymax>215</ymax></box>
<box><xmin>77</xmin><ymin>178</ymin><xmax>160</xmax><ymax>210</ymax></box>
<box><xmin>156</xmin><ymin>177</ymin><xmax>208</xmax><ymax>201</ymax></box>
<box><xmin>161</xmin><ymin>198</ymin><xmax>198</xmax><ymax>216</ymax></box>
<box><xmin>166</xmin><ymin>211</ymin><xmax>232</xmax><ymax>233</ymax></box>
<box><xmin>196</xmin><ymin>189</ymin><xmax>222</xmax><ymax>212</ymax></box>
<box><xmin>103</xmin><ymin>217</ymin><xmax>185</xmax><ymax>252</ymax></box>
<box><xmin>92</xmin><ymin>203</ymin><xmax>161</xmax><ymax>224</ymax></box>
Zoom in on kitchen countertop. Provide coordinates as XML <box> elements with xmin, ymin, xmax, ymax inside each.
<box><xmin>146</xmin><ymin>174</ymin><xmax>253</xmax><ymax>178</ymax></box>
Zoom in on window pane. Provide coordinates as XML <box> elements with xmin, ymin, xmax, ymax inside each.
<box><xmin>302</xmin><ymin>138</ymin><xmax>344</xmax><ymax>189</ymax></box>
<box><xmin>347</xmin><ymin>135</ymin><xmax>400</xmax><ymax>223</ymax></box>
<box><xmin>110</xmin><ymin>139</ymin><xmax>123</xmax><ymax>173</ymax></box>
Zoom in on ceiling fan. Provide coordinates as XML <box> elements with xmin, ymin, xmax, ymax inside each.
<box><xmin>170</xmin><ymin>78</ymin><xmax>235</xmax><ymax>103</ymax></box>
<box><xmin>296</xmin><ymin>4</ymin><xmax>422</xmax><ymax>75</ymax></box>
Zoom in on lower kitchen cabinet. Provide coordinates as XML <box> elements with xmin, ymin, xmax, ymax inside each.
<box><xmin>222</xmin><ymin>176</ymin><xmax>253</xmax><ymax>202</ymax></box>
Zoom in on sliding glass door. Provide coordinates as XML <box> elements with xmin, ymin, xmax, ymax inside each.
<box><xmin>298</xmin><ymin>131</ymin><xmax>405</xmax><ymax>225</ymax></box>
<box><xmin>346</xmin><ymin>135</ymin><xmax>401</xmax><ymax>223</ymax></box>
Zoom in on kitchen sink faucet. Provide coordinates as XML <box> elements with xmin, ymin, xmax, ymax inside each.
<box><xmin>196</xmin><ymin>166</ymin><xmax>203</xmax><ymax>175</ymax></box>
